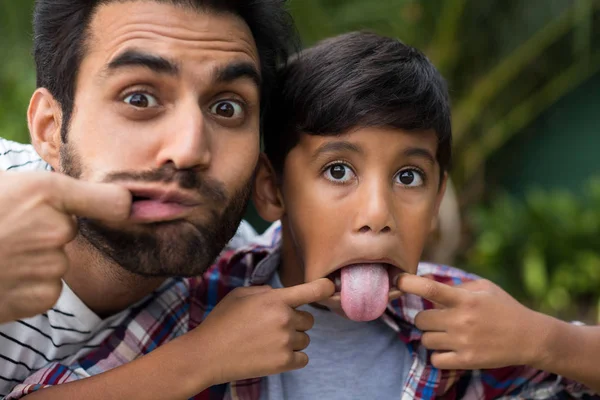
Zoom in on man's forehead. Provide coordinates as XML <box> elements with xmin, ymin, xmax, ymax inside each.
<box><xmin>87</xmin><ymin>1</ymin><xmax>260</xmax><ymax>69</ymax></box>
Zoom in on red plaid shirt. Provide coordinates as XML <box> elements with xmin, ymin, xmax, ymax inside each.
<box><xmin>6</xmin><ymin>223</ymin><xmax>596</xmax><ymax>399</ymax></box>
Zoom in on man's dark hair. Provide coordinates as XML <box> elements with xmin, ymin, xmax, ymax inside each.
<box><xmin>264</xmin><ymin>31</ymin><xmax>452</xmax><ymax>179</ymax></box>
<box><xmin>33</xmin><ymin>0</ymin><xmax>296</xmax><ymax>142</ymax></box>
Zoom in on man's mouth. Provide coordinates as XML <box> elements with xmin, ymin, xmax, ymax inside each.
<box><xmin>126</xmin><ymin>186</ymin><xmax>201</xmax><ymax>223</ymax></box>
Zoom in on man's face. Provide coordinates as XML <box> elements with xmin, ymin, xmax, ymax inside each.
<box><xmin>56</xmin><ymin>1</ymin><xmax>261</xmax><ymax>276</ymax></box>
<box><xmin>277</xmin><ymin>127</ymin><xmax>446</xmax><ymax>317</ymax></box>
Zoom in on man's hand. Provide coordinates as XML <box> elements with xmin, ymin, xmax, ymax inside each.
<box><xmin>0</xmin><ymin>171</ymin><xmax>131</xmax><ymax>323</ymax></box>
<box><xmin>397</xmin><ymin>274</ymin><xmax>548</xmax><ymax>370</ymax></box>
<box><xmin>182</xmin><ymin>278</ymin><xmax>335</xmax><ymax>388</ymax></box>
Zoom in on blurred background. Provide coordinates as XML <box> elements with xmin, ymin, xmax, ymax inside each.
<box><xmin>1</xmin><ymin>0</ymin><xmax>599</xmax><ymax>322</ymax></box>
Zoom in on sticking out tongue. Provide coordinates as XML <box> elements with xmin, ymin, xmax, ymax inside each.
<box><xmin>340</xmin><ymin>264</ymin><xmax>389</xmax><ymax>322</ymax></box>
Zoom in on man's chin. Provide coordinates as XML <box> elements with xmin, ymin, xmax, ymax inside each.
<box><xmin>97</xmin><ymin>218</ymin><xmax>192</xmax><ymax>232</ymax></box>
<box><xmin>78</xmin><ymin>218</ymin><xmax>215</xmax><ymax>278</ymax></box>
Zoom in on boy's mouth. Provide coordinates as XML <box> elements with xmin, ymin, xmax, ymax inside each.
<box><xmin>326</xmin><ymin>263</ymin><xmax>401</xmax><ymax>293</ymax></box>
<box><xmin>325</xmin><ymin>262</ymin><xmax>403</xmax><ymax>322</ymax></box>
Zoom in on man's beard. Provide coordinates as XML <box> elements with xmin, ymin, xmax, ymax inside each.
<box><xmin>60</xmin><ymin>145</ymin><xmax>251</xmax><ymax>277</ymax></box>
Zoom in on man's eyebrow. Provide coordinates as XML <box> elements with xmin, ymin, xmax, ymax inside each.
<box><xmin>403</xmin><ymin>147</ymin><xmax>436</xmax><ymax>165</ymax></box>
<box><xmin>213</xmin><ymin>61</ymin><xmax>261</xmax><ymax>89</ymax></box>
<box><xmin>312</xmin><ymin>141</ymin><xmax>362</xmax><ymax>160</ymax></box>
<box><xmin>105</xmin><ymin>50</ymin><xmax>180</xmax><ymax>76</ymax></box>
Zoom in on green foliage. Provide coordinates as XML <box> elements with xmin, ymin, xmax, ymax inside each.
<box><xmin>465</xmin><ymin>178</ymin><xmax>600</xmax><ymax>322</ymax></box>
<box><xmin>290</xmin><ymin>0</ymin><xmax>600</xmax><ymax>191</ymax></box>
<box><xmin>0</xmin><ymin>0</ymin><xmax>36</xmax><ymax>143</ymax></box>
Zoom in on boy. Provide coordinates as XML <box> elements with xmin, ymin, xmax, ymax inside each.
<box><xmin>9</xmin><ymin>32</ymin><xmax>599</xmax><ymax>399</ymax></box>
<box><xmin>246</xmin><ymin>31</ymin><xmax>599</xmax><ymax>399</ymax></box>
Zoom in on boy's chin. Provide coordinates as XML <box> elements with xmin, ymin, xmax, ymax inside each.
<box><xmin>312</xmin><ymin>288</ymin><xmax>404</xmax><ymax>320</ymax></box>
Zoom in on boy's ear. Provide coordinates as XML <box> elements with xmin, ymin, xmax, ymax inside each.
<box><xmin>253</xmin><ymin>154</ymin><xmax>285</xmax><ymax>222</ymax></box>
<box><xmin>431</xmin><ymin>172</ymin><xmax>448</xmax><ymax>233</ymax></box>
<box><xmin>28</xmin><ymin>88</ymin><xmax>63</xmax><ymax>170</ymax></box>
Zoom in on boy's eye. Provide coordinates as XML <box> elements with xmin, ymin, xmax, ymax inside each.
<box><xmin>395</xmin><ymin>169</ymin><xmax>424</xmax><ymax>187</ymax></box>
<box><xmin>210</xmin><ymin>100</ymin><xmax>244</xmax><ymax>119</ymax></box>
<box><xmin>324</xmin><ymin>163</ymin><xmax>355</xmax><ymax>183</ymax></box>
<box><xmin>123</xmin><ymin>92</ymin><xmax>159</xmax><ymax>108</ymax></box>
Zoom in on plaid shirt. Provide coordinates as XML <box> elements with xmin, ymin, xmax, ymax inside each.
<box><xmin>6</xmin><ymin>222</ymin><xmax>596</xmax><ymax>400</ymax></box>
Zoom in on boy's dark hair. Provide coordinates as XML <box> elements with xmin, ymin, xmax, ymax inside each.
<box><xmin>33</xmin><ymin>0</ymin><xmax>296</xmax><ymax>142</ymax></box>
<box><xmin>264</xmin><ymin>31</ymin><xmax>452</xmax><ymax>178</ymax></box>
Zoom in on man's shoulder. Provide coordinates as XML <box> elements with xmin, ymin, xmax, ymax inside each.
<box><xmin>212</xmin><ymin>221</ymin><xmax>282</xmax><ymax>277</ymax></box>
<box><xmin>0</xmin><ymin>139</ymin><xmax>49</xmax><ymax>171</ymax></box>
<box><xmin>188</xmin><ymin>222</ymin><xmax>282</xmax><ymax>305</ymax></box>
<box><xmin>0</xmin><ymin>281</ymin><xmax>122</xmax><ymax>397</ymax></box>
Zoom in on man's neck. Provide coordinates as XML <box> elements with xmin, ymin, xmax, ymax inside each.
<box><xmin>63</xmin><ymin>236</ymin><xmax>165</xmax><ymax>319</ymax></box>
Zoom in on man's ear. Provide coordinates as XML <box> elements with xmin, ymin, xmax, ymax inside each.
<box><xmin>253</xmin><ymin>154</ymin><xmax>285</xmax><ymax>222</ymax></box>
<box><xmin>431</xmin><ymin>172</ymin><xmax>448</xmax><ymax>233</ymax></box>
<box><xmin>28</xmin><ymin>88</ymin><xmax>63</xmax><ymax>170</ymax></box>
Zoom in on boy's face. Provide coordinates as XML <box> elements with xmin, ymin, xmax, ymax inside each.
<box><xmin>255</xmin><ymin>126</ymin><xmax>446</xmax><ymax>320</ymax></box>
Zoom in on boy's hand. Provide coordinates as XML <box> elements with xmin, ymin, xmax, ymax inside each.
<box><xmin>397</xmin><ymin>274</ymin><xmax>548</xmax><ymax>370</ymax></box>
<box><xmin>185</xmin><ymin>278</ymin><xmax>335</xmax><ymax>387</ymax></box>
<box><xmin>0</xmin><ymin>171</ymin><xmax>131</xmax><ymax>323</ymax></box>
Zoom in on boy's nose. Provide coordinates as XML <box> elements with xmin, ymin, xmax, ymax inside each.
<box><xmin>155</xmin><ymin>103</ymin><xmax>211</xmax><ymax>170</ymax></box>
<box><xmin>353</xmin><ymin>183</ymin><xmax>396</xmax><ymax>235</ymax></box>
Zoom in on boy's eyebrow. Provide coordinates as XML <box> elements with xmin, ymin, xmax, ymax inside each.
<box><xmin>312</xmin><ymin>141</ymin><xmax>362</xmax><ymax>160</ymax></box>
<box><xmin>104</xmin><ymin>49</ymin><xmax>180</xmax><ymax>76</ymax></box>
<box><xmin>404</xmin><ymin>147</ymin><xmax>436</xmax><ymax>165</ymax></box>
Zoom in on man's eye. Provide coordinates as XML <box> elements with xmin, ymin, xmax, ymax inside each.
<box><xmin>123</xmin><ymin>93</ymin><xmax>159</xmax><ymax>108</ymax></box>
<box><xmin>324</xmin><ymin>163</ymin><xmax>355</xmax><ymax>183</ymax></box>
<box><xmin>395</xmin><ymin>169</ymin><xmax>424</xmax><ymax>187</ymax></box>
<box><xmin>210</xmin><ymin>100</ymin><xmax>244</xmax><ymax>118</ymax></box>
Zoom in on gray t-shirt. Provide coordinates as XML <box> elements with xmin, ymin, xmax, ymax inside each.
<box><xmin>261</xmin><ymin>272</ymin><xmax>410</xmax><ymax>400</ymax></box>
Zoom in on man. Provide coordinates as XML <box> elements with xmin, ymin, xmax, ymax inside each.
<box><xmin>0</xmin><ymin>0</ymin><xmax>334</xmax><ymax>397</ymax></box>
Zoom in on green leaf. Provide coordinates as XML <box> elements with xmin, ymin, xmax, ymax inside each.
<box><xmin>522</xmin><ymin>246</ymin><xmax>548</xmax><ymax>299</ymax></box>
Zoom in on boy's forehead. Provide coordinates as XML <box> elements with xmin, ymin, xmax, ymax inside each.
<box><xmin>295</xmin><ymin>127</ymin><xmax>439</xmax><ymax>161</ymax></box>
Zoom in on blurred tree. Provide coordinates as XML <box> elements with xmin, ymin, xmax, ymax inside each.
<box><xmin>289</xmin><ymin>0</ymin><xmax>600</xmax><ymax>197</ymax></box>
<box><xmin>464</xmin><ymin>178</ymin><xmax>600</xmax><ymax>323</ymax></box>
<box><xmin>3</xmin><ymin>0</ymin><xmax>599</xmax><ymax>187</ymax></box>
<box><xmin>0</xmin><ymin>0</ymin><xmax>36</xmax><ymax>143</ymax></box>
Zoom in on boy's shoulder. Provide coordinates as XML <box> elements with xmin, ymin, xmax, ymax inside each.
<box><xmin>189</xmin><ymin>222</ymin><xmax>283</xmax><ymax>299</ymax></box>
<box><xmin>388</xmin><ymin>262</ymin><xmax>480</xmax><ymax>326</ymax></box>
<box><xmin>416</xmin><ymin>262</ymin><xmax>479</xmax><ymax>286</ymax></box>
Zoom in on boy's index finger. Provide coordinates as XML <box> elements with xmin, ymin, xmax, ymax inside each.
<box><xmin>51</xmin><ymin>174</ymin><xmax>132</xmax><ymax>221</ymax></box>
<box><xmin>397</xmin><ymin>274</ymin><xmax>460</xmax><ymax>307</ymax></box>
<box><xmin>275</xmin><ymin>278</ymin><xmax>335</xmax><ymax>308</ymax></box>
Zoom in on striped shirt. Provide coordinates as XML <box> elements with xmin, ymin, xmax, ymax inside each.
<box><xmin>0</xmin><ymin>139</ymin><xmax>140</xmax><ymax>396</ymax></box>
<box><xmin>5</xmin><ymin>222</ymin><xmax>597</xmax><ymax>399</ymax></box>
<box><xmin>0</xmin><ymin>139</ymin><xmax>257</xmax><ymax>397</ymax></box>
<box><xmin>0</xmin><ymin>139</ymin><xmax>50</xmax><ymax>172</ymax></box>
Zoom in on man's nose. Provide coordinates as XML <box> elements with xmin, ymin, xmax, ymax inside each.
<box><xmin>155</xmin><ymin>101</ymin><xmax>211</xmax><ymax>170</ymax></box>
<box><xmin>353</xmin><ymin>180</ymin><xmax>397</xmax><ymax>235</ymax></box>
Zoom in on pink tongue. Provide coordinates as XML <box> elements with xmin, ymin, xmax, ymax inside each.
<box><xmin>340</xmin><ymin>264</ymin><xmax>389</xmax><ymax>322</ymax></box>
